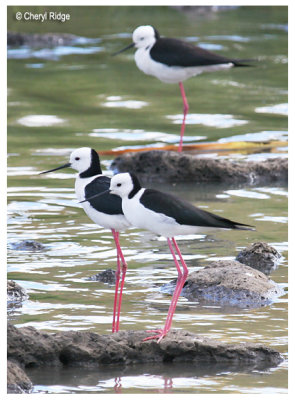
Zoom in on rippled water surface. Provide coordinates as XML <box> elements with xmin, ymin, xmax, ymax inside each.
<box><xmin>7</xmin><ymin>5</ymin><xmax>287</xmax><ymax>394</ymax></box>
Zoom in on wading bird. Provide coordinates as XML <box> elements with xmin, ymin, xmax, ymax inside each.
<box><xmin>40</xmin><ymin>147</ymin><xmax>130</xmax><ymax>333</ymax></box>
<box><xmin>113</xmin><ymin>25</ymin><xmax>251</xmax><ymax>152</ymax></box>
<box><xmin>83</xmin><ymin>172</ymin><xmax>254</xmax><ymax>342</ymax></box>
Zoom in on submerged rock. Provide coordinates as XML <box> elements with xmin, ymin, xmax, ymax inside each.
<box><xmin>11</xmin><ymin>240</ymin><xmax>45</xmax><ymax>251</ymax></box>
<box><xmin>87</xmin><ymin>269</ymin><xmax>116</xmax><ymax>284</ymax></box>
<box><xmin>7</xmin><ymin>280</ymin><xmax>28</xmax><ymax>304</ymax></box>
<box><xmin>111</xmin><ymin>151</ymin><xmax>287</xmax><ymax>184</ymax></box>
<box><xmin>7</xmin><ymin>31</ymin><xmax>77</xmax><ymax>47</ymax></box>
<box><xmin>163</xmin><ymin>260</ymin><xmax>283</xmax><ymax>308</ymax></box>
<box><xmin>236</xmin><ymin>242</ymin><xmax>282</xmax><ymax>275</ymax></box>
<box><xmin>8</xmin><ymin>324</ymin><xmax>283</xmax><ymax>370</ymax></box>
<box><xmin>7</xmin><ymin>360</ymin><xmax>33</xmax><ymax>394</ymax></box>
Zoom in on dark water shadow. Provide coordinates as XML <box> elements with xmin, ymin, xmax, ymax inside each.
<box><xmin>27</xmin><ymin>360</ymin><xmax>279</xmax><ymax>394</ymax></box>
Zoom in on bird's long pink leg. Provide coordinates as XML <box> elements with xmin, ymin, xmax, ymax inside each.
<box><xmin>178</xmin><ymin>82</ymin><xmax>189</xmax><ymax>153</ymax></box>
<box><xmin>143</xmin><ymin>237</ymin><xmax>187</xmax><ymax>342</ymax></box>
<box><xmin>163</xmin><ymin>238</ymin><xmax>188</xmax><ymax>333</ymax></box>
<box><xmin>172</xmin><ymin>237</ymin><xmax>189</xmax><ymax>301</ymax></box>
<box><xmin>113</xmin><ymin>231</ymin><xmax>127</xmax><ymax>332</ymax></box>
<box><xmin>160</xmin><ymin>238</ymin><xmax>188</xmax><ymax>334</ymax></box>
<box><xmin>111</xmin><ymin>229</ymin><xmax>121</xmax><ymax>333</ymax></box>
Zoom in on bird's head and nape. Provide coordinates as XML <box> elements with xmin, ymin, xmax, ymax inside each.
<box><xmin>109</xmin><ymin>172</ymin><xmax>142</xmax><ymax>199</ymax></box>
<box><xmin>69</xmin><ymin>148</ymin><xmax>102</xmax><ymax>176</ymax></box>
<box><xmin>132</xmin><ymin>25</ymin><xmax>159</xmax><ymax>49</ymax></box>
<box><xmin>112</xmin><ymin>25</ymin><xmax>159</xmax><ymax>55</ymax></box>
<box><xmin>40</xmin><ymin>147</ymin><xmax>102</xmax><ymax>177</ymax></box>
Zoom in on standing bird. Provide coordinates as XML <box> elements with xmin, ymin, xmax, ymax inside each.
<box><xmin>40</xmin><ymin>147</ymin><xmax>130</xmax><ymax>333</ymax></box>
<box><xmin>113</xmin><ymin>25</ymin><xmax>252</xmax><ymax>152</ymax></box>
<box><xmin>83</xmin><ymin>172</ymin><xmax>254</xmax><ymax>342</ymax></box>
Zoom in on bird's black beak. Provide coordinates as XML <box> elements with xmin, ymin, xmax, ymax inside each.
<box><xmin>112</xmin><ymin>42</ymin><xmax>135</xmax><ymax>56</ymax></box>
<box><xmin>79</xmin><ymin>189</ymin><xmax>111</xmax><ymax>203</ymax></box>
<box><xmin>39</xmin><ymin>163</ymin><xmax>71</xmax><ymax>175</ymax></box>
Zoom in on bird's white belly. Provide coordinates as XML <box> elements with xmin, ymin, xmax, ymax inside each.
<box><xmin>75</xmin><ymin>176</ymin><xmax>130</xmax><ymax>231</ymax></box>
<box><xmin>122</xmin><ymin>190</ymin><xmax>215</xmax><ymax>237</ymax></box>
<box><xmin>82</xmin><ymin>204</ymin><xmax>129</xmax><ymax>231</ymax></box>
<box><xmin>134</xmin><ymin>48</ymin><xmax>234</xmax><ymax>84</ymax></box>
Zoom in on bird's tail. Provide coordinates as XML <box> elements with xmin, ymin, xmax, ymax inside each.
<box><xmin>232</xmin><ymin>222</ymin><xmax>256</xmax><ymax>231</ymax></box>
<box><xmin>233</xmin><ymin>58</ymin><xmax>257</xmax><ymax>67</ymax></box>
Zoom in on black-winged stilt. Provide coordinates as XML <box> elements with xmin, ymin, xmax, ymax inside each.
<box><xmin>83</xmin><ymin>172</ymin><xmax>254</xmax><ymax>342</ymax></box>
<box><xmin>113</xmin><ymin>25</ymin><xmax>252</xmax><ymax>152</ymax></box>
<box><xmin>40</xmin><ymin>147</ymin><xmax>130</xmax><ymax>333</ymax></box>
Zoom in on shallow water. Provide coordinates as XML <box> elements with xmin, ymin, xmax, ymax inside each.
<box><xmin>7</xmin><ymin>5</ymin><xmax>287</xmax><ymax>394</ymax></box>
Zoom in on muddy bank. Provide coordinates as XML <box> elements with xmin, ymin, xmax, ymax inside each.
<box><xmin>111</xmin><ymin>151</ymin><xmax>287</xmax><ymax>184</ymax></box>
<box><xmin>8</xmin><ymin>326</ymin><xmax>283</xmax><ymax>394</ymax></box>
<box><xmin>162</xmin><ymin>260</ymin><xmax>283</xmax><ymax>308</ymax></box>
<box><xmin>8</xmin><ymin>324</ymin><xmax>283</xmax><ymax>385</ymax></box>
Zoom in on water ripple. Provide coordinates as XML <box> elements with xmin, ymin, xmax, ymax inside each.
<box><xmin>167</xmin><ymin>113</ymin><xmax>248</xmax><ymax>128</ymax></box>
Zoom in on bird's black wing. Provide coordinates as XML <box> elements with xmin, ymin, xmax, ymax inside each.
<box><xmin>84</xmin><ymin>176</ymin><xmax>123</xmax><ymax>215</ymax></box>
<box><xmin>150</xmin><ymin>37</ymin><xmax>248</xmax><ymax>67</ymax></box>
<box><xmin>140</xmin><ymin>189</ymin><xmax>253</xmax><ymax>230</ymax></box>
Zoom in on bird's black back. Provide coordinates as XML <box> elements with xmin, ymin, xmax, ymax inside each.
<box><xmin>140</xmin><ymin>189</ymin><xmax>253</xmax><ymax>230</ymax></box>
<box><xmin>85</xmin><ymin>176</ymin><xmax>123</xmax><ymax>215</ymax></box>
<box><xmin>150</xmin><ymin>37</ymin><xmax>249</xmax><ymax>68</ymax></box>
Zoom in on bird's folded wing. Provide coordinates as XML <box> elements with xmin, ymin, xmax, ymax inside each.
<box><xmin>140</xmin><ymin>189</ymin><xmax>253</xmax><ymax>230</ymax></box>
<box><xmin>85</xmin><ymin>176</ymin><xmax>123</xmax><ymax>215</ymax></box>
<box><xmin>150</xmin><ymin>38</ymin><xmax>235</xmax><ymax>67</ymax></box>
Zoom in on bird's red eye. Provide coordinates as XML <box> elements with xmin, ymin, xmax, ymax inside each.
<box><xmin>75</xmin><ymin>157</ymin><xmax>80</xmax><ymax>161</ymax></box>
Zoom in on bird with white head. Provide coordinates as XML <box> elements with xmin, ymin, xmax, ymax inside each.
<box><xmin>40</xmin><ymin>147</ymin><xmax>130</xmax><ymax>333</ymax></box>
<box><xmin>113</xmin><ymin>25</ymin><xmax>253</xmax><ymax>152</ymax></box>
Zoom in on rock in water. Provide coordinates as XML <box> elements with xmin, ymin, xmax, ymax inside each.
<box><xmin>111</xmin><ymin>151</ymin><xmax>287</xmax><ymax>184</ymax></box>
<box><xmin>7</xmin><ymin>280</ymin><xmax>28</xmax><ymax>303</ymax></box>
<box><xmin>7</xmin><ymin>360</ymin><xmax>32</xmax><ymax>394</ymax></box>
<box><xmin>11</xmin><ymin>240</ymin><xmax>45</xmax><ymax>251</ymax></box>
<box><xmin>162</xmin><ymin>260</ymin><xmax>283</xmax><ymax>308</ymax></box>
<box><xmin>236</xmin><ymin>242</ymin><xmax>282</xmax><ymax>274</ymax></box>
<box><xmin>87</xmin><ymin>269</ymin><xmax>116</xmax><ymax>284</ymax></box>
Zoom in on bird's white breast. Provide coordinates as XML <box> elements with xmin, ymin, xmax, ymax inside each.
<box><xmin>75</xmin><ymin>175</ymin><xmax>130</xmax><ymax>232</ymax></box>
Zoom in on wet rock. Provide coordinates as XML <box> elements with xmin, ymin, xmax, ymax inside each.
<box><xmin>8</xmin><ymin>324</ymin><xmax>283</xmax><ymax>371</ymax></box>
<box><xmin>8</xmin><ymin>31</ymin><xmax>77</xmax><ymax>47</ymax></box>
<box><xmin>7</xmin><ymin>280</ymin><xmax>28</xmax><ymax>306</ymax></box>
<box><xmin>11</xmin><ymin>240</ymin><xmax>45</xmax><ymax>251</ymax></box>
<box><xmin>236</xmin><ymin>242</ymin><xmax>282</xmax><ymax>275</ymax></box>
<box><xmin>7</xmin><ymin>280</ymin><xmax>28</xmax><ymax>304</ymax></box>
<box><xmin>7</xmin><ymin>281</ymin><xmax>28</xmax><ymax>313</ymax></box>
<box><xmin>111</xmin><ymin>151</ymin><xmax>287</xmax><ymax>184</ymax></box>
<box><xmin>163</xmin><ymin>260</ymin><xmax>283</xmax><ymax>308</ymax></box>
<box><xmin>7</xmin><ymin>360</ymin><xmax>33</xmax><ymax>394</ymax></box>
<box><xmin>87</xmin><ymin>269</ymin><xmax>116</xmax><ymax>284</ymax></box>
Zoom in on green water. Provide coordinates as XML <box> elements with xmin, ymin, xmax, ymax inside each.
<box><xmin>7</xmin><ymin>5</ymin><xmax>287</xmax><ymax>394</ymax></box>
